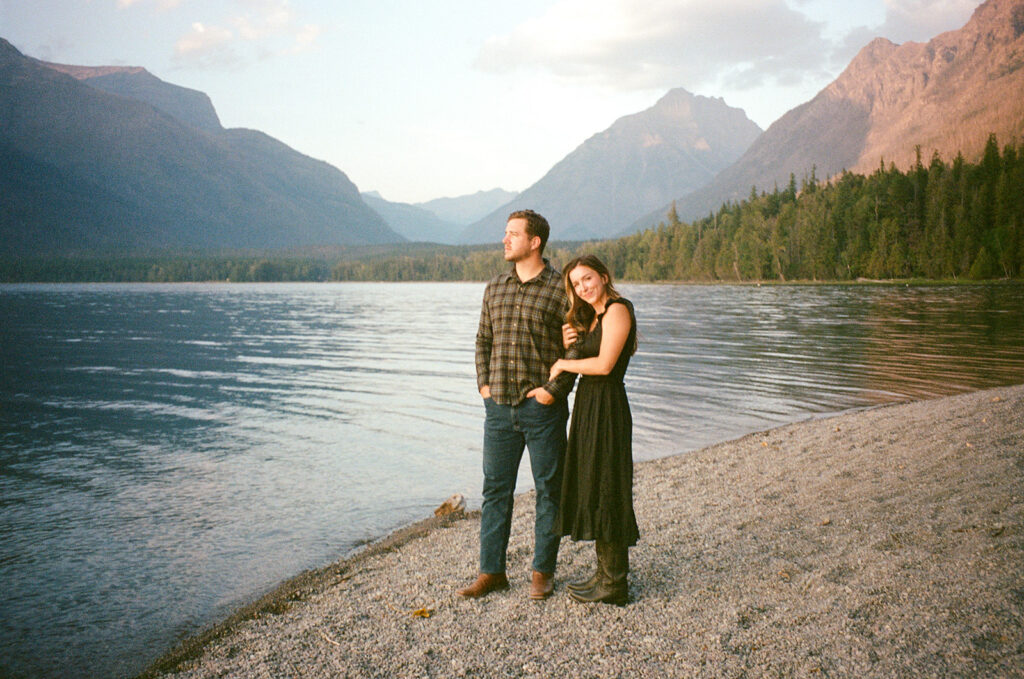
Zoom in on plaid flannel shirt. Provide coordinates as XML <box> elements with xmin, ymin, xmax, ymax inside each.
<box><xmin>476</xmin><ymin>260</ymin><xmax>577</xmax><ymax>405</ymax></box>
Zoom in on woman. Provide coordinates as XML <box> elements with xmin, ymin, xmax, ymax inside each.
<box><xmin>549</xmin><ymin>254</ymin><xmax>639</xmax><ymax>605</ymax></box>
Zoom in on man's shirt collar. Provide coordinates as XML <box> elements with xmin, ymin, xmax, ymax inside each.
<box><xmin>501</xmin><ymin>258</ymin><xmax>555</xmax><ymax>285</ymax></box>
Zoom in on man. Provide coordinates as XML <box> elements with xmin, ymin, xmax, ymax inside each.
<box><xmin>457</xmin><ymin>209</ymin><xmax>576</xmax><ymax>600</ymax></box>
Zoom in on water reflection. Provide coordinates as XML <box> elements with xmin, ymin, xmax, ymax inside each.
<box><xmin>857</xmin><ymin>286</ymin><xmax>1024</xmax><ymax>400</ymax></box>
<box><xmin>1</xmin><ymin>281</ymin><xmax>1022</xmax><ymax>679</ymax></box>
<box><xmin>622</xmin><ymin>283</ymin><xmax>1024</xmax><ymax>458</ymax></box>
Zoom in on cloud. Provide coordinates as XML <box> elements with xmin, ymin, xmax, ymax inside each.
<box><xmin>878</xmin><ymin>0</ymin><xmax>979</xmax><ymax>43</ymax></box>
<box><xmin>475</xmin><ymin>0</ymin><xmax>981</xmax><ymax>96</ymax></box>
<box><xmin>476</xmin><ymin>0</ymin><xmax>835</xmax><ymax>93</ymax></box>
<box><xmin>170</xmin><ymin>0</ymin><xmax>322</xmax><ymax>69</ymax></box>
<box><xmin>174</xmin><ymin>22</ymin><xmax>241</xmax><ymax>69</ymax></box>
<box><xmin>117</xmin><ymin>0</ymin><xmax>183</xmax><ymax>9</ymax></box>
<box><xmin>232</xmin><ymin>0</ymin><xmax>296</xmax><ymax>41</ymax></box>
<box><xmin>288</xmin><ymin>24</ymin><xmax>323</xmax><ymax>54</ymax></box>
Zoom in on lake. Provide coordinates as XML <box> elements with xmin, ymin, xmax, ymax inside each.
<box><xmin>1</xmin><ymin>281</ymin><xmax>1022</xmax><ymax>678</ymax></box>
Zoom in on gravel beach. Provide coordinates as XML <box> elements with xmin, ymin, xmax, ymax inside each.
<box><xmin>143</xmin><ymin>384</ymin><xmax>1023</xmax><ymax>678</ymax></box>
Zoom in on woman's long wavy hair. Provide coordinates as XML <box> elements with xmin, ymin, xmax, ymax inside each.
<box><xmin>563</xmin><ymin>254</ymin><xmax>636</xmax><ymax>355</ymax></box>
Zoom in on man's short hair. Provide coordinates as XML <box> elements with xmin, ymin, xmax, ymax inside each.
<box><xmin>508</xmin><ymin>209</ymin><xmax>550</xmax><ymax>254</ymax></box>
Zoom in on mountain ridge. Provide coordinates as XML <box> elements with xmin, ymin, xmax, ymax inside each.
<box><xmin>417</xmin><ymin>188</ymin><xmax>519</xmax><ymax>226</ymax></box>
<box><xmin>642</xmin><ymin>0</ymin><xmax>1024</xmax><ymax>227</ymax></box>
<box><xmin>0</xmin><ymin>38</ymin><xmax>403</xmax><ymax>255</ymax></box>
<box><xmin>6</xmin><ymin>0</ymin><xmax>1020</xmax><ymax>257</ymax></box>
<box><xmin>361</xmin><ymin>192</ymin><xmax>464</xmax><ymax>244</ymax></box>
<box><xmin>460</xmin><ymin>88</ymin><xmax>761</xmax><ymax>244</ymax></box>
<box><xmin>41</xmin><ymin>61</ymin><xmax>225</xmax><ymax>133</ymax></box>
<box><xmin>359</xmin><ymin>188</ymin><xmax>519</xmax><ymax>244</ymax></box>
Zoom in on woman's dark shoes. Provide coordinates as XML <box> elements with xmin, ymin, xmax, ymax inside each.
<box><xmin>568</xmin><ymin>581</ymin><xmax>628</xmax><ymax>606</ymax></box>
<box><xmin>568</xmin><ymin>540</ymin><xmax>629</xmax><ymax>605</ymax></box>
<box><xmin>456</xmin><ymin>572</ymin><xmax>509</xmax><ymax>598</ymax></box>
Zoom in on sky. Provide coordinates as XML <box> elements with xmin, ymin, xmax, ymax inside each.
<box><xmin>1</xmin><ymin>0</ymin><xmax>983</xmax><ymax>205</ymax></box>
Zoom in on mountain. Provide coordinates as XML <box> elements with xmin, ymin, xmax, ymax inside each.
<box><xmin>362</xmin><ymin>188</ymin><xmax>520</xmax><ymax>244</ymax></box>
<box><xmin>0</xmin><ymin>39</ymin><xmax>402</xmax><ymax>255</ymax></box>
<box><xmin>416</xmin><ymin>188</ymin><xmax>518</xmax><ymax>225</ymax></box>
<box><xmin>459</xmin><ymin>88</ymin><xmax>761</xmax><ymax>244</ymax></box>
<box><xmin>648</xmin><ymin>0</ymin><xmax>1024</xmax><ymax>225</ymax></box>
<box><xmin>42</xmin><ymin>62</ymin><xmax>224</xmax><ymax>133</ymax></box>
<box><xmin>845</xmin><ymin>0</ymin><xmax>1024</xmax><ymax>174</ymax></box>
<box><xmin>361</xmin><ymin>191</ymin><xmax>463</xmax><ymax>243</ymax></box>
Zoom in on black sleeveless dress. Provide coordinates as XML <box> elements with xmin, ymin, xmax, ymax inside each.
<box><xmin>555</xmin><ymin>298</ymin><xmax>639</xmax><ymax>546</ymax></box>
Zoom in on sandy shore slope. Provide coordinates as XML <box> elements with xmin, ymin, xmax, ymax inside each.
<box><xmin>143</xmin><ymin>384</ymin><xmax>1023</xmax><ymax>678</ymax></box>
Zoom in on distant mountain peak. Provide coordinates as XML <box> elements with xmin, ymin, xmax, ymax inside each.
<box><xmin>656</xmin><ymin>87</ymin><xmax>697</xmax><ymax>104</ymax></box>
<box><xmin>461</xmin><ymin>89</ymin><xmax>761</xmax><ymax>242</ymax></box>
<box><xmin>652</xmin><ymin>88</ymin><xmax>727</xmax><ymax>111</ymax></box>
<box><xmin>361</xmin><ymin>192</ymin><xmax>463</xmax><ymax>243</ymax></box>
<box><xmin>417</xmin><ymin>188</ymin><xmax>520</xmax><ymax>227</ymax></box>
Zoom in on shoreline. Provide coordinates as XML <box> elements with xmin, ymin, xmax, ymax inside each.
<box><xmin>136</xmin><ymin>509</ymin><xmax>479</xmax><ymax>679</ymax></box>
<box><xmin>140</xmin><ymin>384</ymin><xmax>1023</xmax><ymax>678</ymax></box>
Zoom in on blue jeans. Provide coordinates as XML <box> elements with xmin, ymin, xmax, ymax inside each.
<box><xmin>480</xmin><ymin>396</ymin><xmax>568</xmax><ymax>575</ymax></box>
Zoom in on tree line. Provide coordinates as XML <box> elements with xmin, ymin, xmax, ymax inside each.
<box><xmin>2</xmin><ymin>135</ymin><xmax>1020</xmax><ymax>283</ymax></box>
<box><xmin>591</xmin><ymin>134</ymin><xmax>1022</xmax><ymax>282</ymax></box>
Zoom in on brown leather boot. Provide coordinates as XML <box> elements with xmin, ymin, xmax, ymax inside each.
<box><xmin>566</xmin><ymin>568</ymin><xmax>601</xmax><ymax>593</ymax></box>
<box><xmin>529</xmin><ymin>570</ymin><xmax>554</xmax><ymax>600</ymax></box>
<box><xmin>568</xmin><ymin>540</ymin><xmax>628</xmax><ymax>606</ymax></box>
<box><xmin>456</xmin><ymin>572</ymin><xmax>509</xmax><ymax>598</ymax></box>
<box><xmin>567</xmin><ymin>543</ymin><xmax>601</xmax><ymax>592</ymax></box>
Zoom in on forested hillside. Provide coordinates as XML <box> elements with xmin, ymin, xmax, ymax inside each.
<box><xmin>595</xmin><ymin>134</ymin><xmax>1022</xmax><ymax>282</ymax></box>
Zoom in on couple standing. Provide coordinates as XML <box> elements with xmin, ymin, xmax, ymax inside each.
<box><xmin>457</xmin><ymin>209</ymin><xmax>639</xmax><ymax>606</ymax></box>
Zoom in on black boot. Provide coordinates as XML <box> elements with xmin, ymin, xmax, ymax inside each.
<box><xmin>566</xmin><ymin>543</ymin><xmax>601</xmax><ymax>593</ymax></box>
<box><xmin>569</xmin><ymin>540</ymin><xmax>628</xmax><ymax>605</ymax></box>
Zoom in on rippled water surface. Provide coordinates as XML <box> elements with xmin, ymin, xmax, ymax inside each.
<box><xmin>1</xmin><ymin>282</ymin><xmax>1022</xmax><ymax>678</ymax></box>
